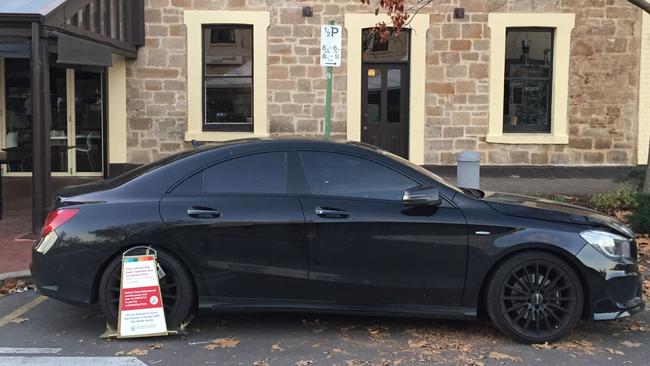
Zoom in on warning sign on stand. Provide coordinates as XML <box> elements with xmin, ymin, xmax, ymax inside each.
<box><xmin>118</xmin><ymin>253</ymin><xmax>168</xmax><ymax>338</ymax></box>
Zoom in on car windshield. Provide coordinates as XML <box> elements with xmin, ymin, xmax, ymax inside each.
<box><xmin>375</xmin><ymin>148</ymin><xmax>464</xmax><ymax>194</ymax></box>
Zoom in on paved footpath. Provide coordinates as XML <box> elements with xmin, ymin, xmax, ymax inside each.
<box><xmin>0</xmin><ymin>290</ymin><xmax>648</xmax><ymax>366</ymax></box>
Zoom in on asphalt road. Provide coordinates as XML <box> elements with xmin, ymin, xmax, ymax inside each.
<box><xmin>0</xmin><ymin>290</ymin><xmax>648</xmax><ymax>366</ymax></box>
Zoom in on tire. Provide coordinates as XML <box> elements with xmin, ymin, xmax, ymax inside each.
<box><xmin>486</xmin><ymin>251</ymin><xmax>584</xmax><ymax>344</ymax></box>
<box><xmin>98</xmin><ymin>248</ymin><xmax>195</xmax><ymax>329</ymax></box>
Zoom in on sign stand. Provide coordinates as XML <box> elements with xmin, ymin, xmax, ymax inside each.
<box><xmin>99</xmin><ymin>246</ymin><xmax>191</xmax><ymax>339</ymax></box>
<box><xmin>320</xmin><ymin>20</ymin><xmax>341</xmax><ymax>139</ymax></box>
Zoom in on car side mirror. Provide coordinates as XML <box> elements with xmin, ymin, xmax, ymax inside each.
<box><xmin>402</xmin><ymin>186</ymin><xmax>442</xmax><ymax>206</ymax></box>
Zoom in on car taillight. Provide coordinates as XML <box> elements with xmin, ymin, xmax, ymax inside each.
<box><xmin>41</xmin><ymin>208</ymin><xmax>79</xmax><ymax>238</ymax></box>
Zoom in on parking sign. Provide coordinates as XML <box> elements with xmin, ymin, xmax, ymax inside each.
<box><xmin>320</xmin><ymin>24</ymin><xmax>342</xmax><ymax>67</ymax></box>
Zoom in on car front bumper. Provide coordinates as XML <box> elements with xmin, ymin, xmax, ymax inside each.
<box><xmin>576</xmin><ymin>243</ymin><xmax>645</xmax><ymax>321</ymax></box>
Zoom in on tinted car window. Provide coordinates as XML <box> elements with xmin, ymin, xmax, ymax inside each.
<box><xmin>299</xmin><ymin>151</ymin><xmax>416</xmax><ymax>200</ymax></box>
<box><xmin>172</xmin><ymin>171</ymin><xmax>204</xmax><ymax>194</ymax></box>
<box><xmin>204</xmin><ymin>152</ymin><xmax>287</xmax><ymax>194</ymax></box>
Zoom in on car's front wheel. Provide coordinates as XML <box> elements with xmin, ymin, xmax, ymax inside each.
<box><xmin>98</xmin><ymin>248</ymin><xmax>195</xmax><ymax>329</ymax></box>
<box><xmin>486</xmin><ymin>251</ymin><xmax>584</xmax><ymax>344</ymax></box>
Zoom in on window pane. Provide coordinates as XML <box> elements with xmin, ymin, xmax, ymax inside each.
<box><xmin>362</xmin><ymin>28</ymin><xmax>409</xmax><ymax>63</ymax></box>
<box><xmin>299</xmin><ymin>152</ymin><xmax>416</xmax><ymax>201</ymax></box>
<box><xmin>204</xmin><ymin>152</ymin><xmax>287</xmax><ymax>194</ymax></box>
<box><xmin>203</xmin><ymin>26</ymin><xmax>253</xmax><ymax>77</ymax></box>
<box><xmin>503</xmin><ymin>28</ymin><xmax>553</xmax><ymax>133</ymax></box>
<box><xmin>366</xmin><ymin>68</ymin><xmax>381</xmax><ymax>123</ymax></box>
<box><xmin>205</xmin><ymin>77</ymin><xmax>252</xmax><ymax>130</ymax></box>
<box><xmin>203</xmin><ymin>25</ymin><xmax>254</xmax><ymax>132</ymax></box>
<box><xmin>386</xmin><ymin>69</ymin><xmax>401</xmax><ymax>123</ymax></box>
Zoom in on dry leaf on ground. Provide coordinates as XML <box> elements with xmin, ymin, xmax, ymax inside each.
<box><xmin>295</xmin><ymin>360</ymin><xmax>314</xmax><ymax>366</ymax></box>
<box><xmin>10</xmin><ymin>317</ymin><xmax>28</xmax><ymax>324</ymax></box>
<box><xmin>488</xmin><ymin>351</ymin><xmax>522</xmax><ymax>362</ymax></box>
<box><xmin>408</xmin><ymin>339</ymin><xmax>428</xmax><ymax>348</ymax></box>
<box><xmin>619</xmin><ymin>340</ymin><xmax>641</xmax><ymax>347</ymax></box>
<box><xmin>253</xmin><ymin>361</ymin><xmax>270</xmax><ymax>366</ymax></box>
<box><xmin>203</xmin><ymin>337</ymin><xmax>240</xmax><ymax>350</ymax></box>
<box><xmin>114</xmin><ymin>351</ymin><xmax>125</xmax><ymax>356</ymax></box>
<box><xmin>271</xmin><ymin>343</ymin><xmax>285</xmax><ymax>352</ymax></box>
<box><xmin>126</xmin><ymin>348</ymin><xmax>148</xmax><ymax>356</ymax></box>
<box><xmin>604</xmin><ymin>348</ymin><xmax>624</xmax><ymax>355</ymax></box>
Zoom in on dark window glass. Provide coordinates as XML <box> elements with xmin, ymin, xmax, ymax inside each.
<box><xmin>362</xmin><ymin>28</ymin><xmax>409</xmax><ymax>63</ymax></box>
<box><xmin>204</xmin><ymin>152</ymin><xmax>287</xmax><ymax>194</ymax></box>
<box><xmin>173</xmin><ymin>171</ymin><xmax>204</xmax><ymax>194</ymax></box>
<box><xmin>503</xmin><ymin>28</ymin><xmax>553</xmax><ymax>133</ymax></box>
<box><xmin>203</xmin><ymin>25</ymin><xmax>253</xmax><ymax>132</ymax></box>
<box><xmin>299</xmin><ymin>152</ymin><xmax>416</xmax><ymax>201</ymax></box>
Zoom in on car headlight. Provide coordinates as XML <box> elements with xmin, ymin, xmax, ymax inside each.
<box><xmin>580</xmin><ymin>230</ymin><xmax>632</xmax><ymax>259</ymax></box>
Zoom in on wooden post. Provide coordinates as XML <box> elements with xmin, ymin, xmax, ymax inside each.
<box><xmin>31</xmin><ymin>22</ymin><xmax>52</xmax><ymax>233</ymax></box>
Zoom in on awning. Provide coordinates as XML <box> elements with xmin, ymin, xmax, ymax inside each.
<box><xmin>56</xmin><ymin>32</ymin><xmax>112</xmax><ymax>67</ymax></box>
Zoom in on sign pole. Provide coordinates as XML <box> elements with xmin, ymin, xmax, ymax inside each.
<box><xmin>321</xmin><ymin>19</ymin><xmax>339</xmax><ymax>140</ymax></box>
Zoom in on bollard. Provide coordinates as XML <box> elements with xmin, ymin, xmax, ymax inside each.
<box><xmin>457</xmin><ymin>150</ymin><xmax>480</xmax><ymax>189</ymax></box>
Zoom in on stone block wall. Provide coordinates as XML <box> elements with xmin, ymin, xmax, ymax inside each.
<box><xmin>124</xmin><ymin>0</ymin><xmax>642</xmax><ymax>165</ymax></box>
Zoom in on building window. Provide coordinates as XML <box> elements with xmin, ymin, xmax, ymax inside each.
<box><xmin>503</xmin><ymin>28</ymin><xmax>553</xmax><ymax>133</ymax></box>
<box><xmin>203</xmin><ymin>25</ymin><xmax>253</xmax><ymax>132</ymax></box>
<box><xmin>486</xmin><ymin>13</ymin><xmax>574</xmax><ymax>145</ymax></box>
<box><xmin>184</xmin><ymin>11</ymin><xmax>269</xmax><ymax>142</ymax></box>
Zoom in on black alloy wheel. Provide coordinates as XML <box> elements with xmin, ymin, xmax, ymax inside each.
<box><xmin>487</xmin><ymin>251</ymin><xmax>583</xmax><ymax>344</ymax></box>
<box><xmin>98</xmin><ymin>248</ymin><xmax>195</xmax><ymax>329</ymax></box>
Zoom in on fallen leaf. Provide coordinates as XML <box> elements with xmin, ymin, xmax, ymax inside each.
<box><xmin>489</xmin><ymin>351</ymin><xmax>522</xmax><ymax>362</ymax></box>
<box><xmin>114</xmin><ymin>351</ymin><xmax>125</xmax><ymax>356</ymax></box>
<box><xmin>126</xmin><ymin>348</ymin><xmax>148</xmax><ymax>356</ymax></box>
<box><xmin>295</xmin><ymin>360</ymin><xmax>313</xmax><ymax>366</ymax></box>
<box><xmin>271</xmin><ymin>343</ymin><xmax>285</xmax><ymax>352</ymax></box>
<box><xmin>253</xmin><ymin>361</ymin><xmax>270</xmax><ymax>366</ymax></box>
<box><xmin>407</xmin><ymin>339</ymin><xmax>428</xmax><ymax>348</ymax></box>
<box><xmin>148</xmin><ymin>343</ymin><xmax>162</xmax><ymax>350</ymax></box>
<box><xmin>532</xmin><ymin>342</ymin><xmax>552</xmax><ymax>350</ymax></box>
<box><xmin>10</xmin><ymin>317</ymin><xmax>28</xmax><ymax>324</ymax></box>
<box><xmin>627</xmin><ymin>321</ymin><xmax>647</xmax><ymax>332</ymax></box>
<box><xmin>203</xmin><ymin>337</ymin><xmax>240</xmax><ymax>350</ymax></box>
<box><xmin>605</xmin><ymin>348</ymin><xmax>624</xmax><ymax>355</ymax></box>
<box><xmin>619</xmin><ymin>340</ymin><xmax>641</xmax><ymax>348</ymax></box>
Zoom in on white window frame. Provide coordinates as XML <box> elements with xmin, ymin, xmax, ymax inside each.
<box><xmin>486</xmin><ymin>13</ymin><xmax>575</xmax><ymax>144</ymax></box>
<box><xmin>184</xmin><ymin>10</ymin><xmax>270</xmax><ymax>142</ymax></box>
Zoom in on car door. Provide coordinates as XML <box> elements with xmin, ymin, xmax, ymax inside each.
<box><xmin>297</xmin><ymin>151</ymin><xmax>468</xmax><ymax>307</ymax></box>
<box><xmin>160</xmin><ymin>151</ymin><xmax>309</xmax><ymax>301</ymax></box>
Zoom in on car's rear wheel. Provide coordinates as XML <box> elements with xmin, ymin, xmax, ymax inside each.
<box><xmin>98</xmin><ymin>248</ymin><xmax>195</xmax><ymax>329</ymax></box>
<box><xmin>486</xmin><ymin>251</ymin><xmax>583</xmax><ymax>344</ymax></box>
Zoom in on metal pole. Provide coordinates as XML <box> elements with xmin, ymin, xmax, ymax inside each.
<box><xmin>323</xmin><ymin>19</ymin><xmax>334</xmax><ymax>140</ymax></box>
<box><xmin>31</xmin><ymin>22</ymin><xmax>52</xmax><ymax>233</ymax></box>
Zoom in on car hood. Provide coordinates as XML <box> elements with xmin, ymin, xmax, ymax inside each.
<box><xmin>483</xmin><ymin>192</ymin><xmax>634</xmax><ymax>237</ymax></box>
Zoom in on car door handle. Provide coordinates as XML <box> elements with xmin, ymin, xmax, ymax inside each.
<box><xmin>187</xmin><ymin>207</ymin><xmax>221</xmax><ymax>218</ymax></box>
<box><xmin>315</xmin><ymin>207</ymin><xmax>349</xmax><ymax>218</ymax></box>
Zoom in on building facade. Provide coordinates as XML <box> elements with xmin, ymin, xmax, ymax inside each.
<box><xmin>1</xmin><ymin>0</ymin><xmax>649</xmax><ymax>178</ymax></box>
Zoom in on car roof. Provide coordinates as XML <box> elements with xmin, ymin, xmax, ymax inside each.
<box><xmin>192</xmin><ymin>137</ymin><xmax>384</xmax><ymax>154</ymax></box>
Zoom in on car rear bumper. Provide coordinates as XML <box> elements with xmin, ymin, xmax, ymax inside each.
<box><xmin>576</xmin><ymin>243</ymin><xmax>645</xmax><ymax>321</ymax></box>
<box><xmin>31</xmin><ymin>237</ymin><xmax>110</xmax><ymax>305</ymax></box>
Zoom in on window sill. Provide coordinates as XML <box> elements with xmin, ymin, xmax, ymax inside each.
<box><xmin>184</xmin><ymin>131</ymin><xmax>269</xmax><ymax>142</ymax></box>
<box><xmin>486</xmin><ymin>134</ymin><xmax>568</xmax><ymax>144</ymax></box>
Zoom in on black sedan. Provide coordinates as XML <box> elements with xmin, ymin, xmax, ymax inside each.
<box><xmin>31</xmin><ymin>138</ymin><xmax>644</xmax><ymax>343</ymax></box>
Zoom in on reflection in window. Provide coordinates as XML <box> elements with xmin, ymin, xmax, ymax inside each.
<box><xmin>362</xmin><ymin>28</ymin><xmax>409</xmax><ymax>63</ymax></box>
<box><xmin>203</xmin><ymin>25</ymin><xmax>253</xmax><ymax>132</ymax></box>
<box><xmin>299</xmin><ymin>151</ymin><xmax>416</xmax><ymax>201</ymax></box>
<box><xmin>204</xmin><ymin>152</ymin><xmax>287</xmax><ymax>194</ymax></box>
<box><xmin>503</xmin><ymin>28</ymin><xmax>553</xmax><ymax>133</ymax></box>
<box><xmin>366</xmin><ymin>68</ymin><xmax>381</xmax><ymax>123</ymax></box>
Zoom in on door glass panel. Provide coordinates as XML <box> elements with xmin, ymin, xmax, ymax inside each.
<box><xmin>299</xmin><ymin>151</ymin><xmax>416</xmax><ymax>201</ymax></box>
<box><xmin>386</xmin><ymin>69</ymin><xmax>401</xmax><ymax>123</ymax></box>
<box><xmin>204</xmin><ymin>152</ymin><xmax>287</xmax><ymax>194</ymax></box>
<box><xmin>4</xmin><ymin>58</ymin><xmax>32</xmax><ymax>172</ymax></box>
<box><xmin>74</xmin><ymin>70</ymin><xmax>103</xmax><ymax>173</ymax></box>
<box><xmin>365</xmin><ymin>68</ymin><xmax>381</xmax><ymax>123</ymax></box>
<box><xmin>50</xmin><ymin>67</ymin><xmax>68</xmax><ymax>173</ymax></box>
